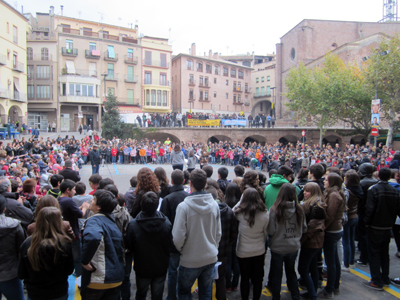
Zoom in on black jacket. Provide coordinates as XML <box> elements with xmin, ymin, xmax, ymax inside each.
<box><xmin>58</xmin><ymin>168</ymin><xmax>81</xmax><ymax>182</ymax></box>
<box><xmin>359</xmin><ymin>176</ymin><xmax>378</xmax><ymax>215</ymax></box>
<box><xmin>18</xmin><ymin>237</ymin><xmax>74</xmax><ymax>300</ymax></box>
<box><xmin>0</xmin><ymin>215</ymin><xmax>25</xmax><ymax>282</ymax></box>
<box><xmin>88</xmin><ymin>149</ymin><xmax>101</xmax><ymax>165</ymax></box>
<box><xmin>125</xmin><ymin>211</ymin><xmax>172</xmax><ymax>278</ymax></box>
<box><xmin>365</xmin><ymin>181</ymin><xmax>400</xmax><ymax>230</ymax></box>
<box><xmin>160</xmin><ymin>185</ymin><xmax>189</xmax><ymax>227</ymax></box>
<box><xmin>217</xmin><ymin>203</ymin><xmax>238</xmax><ymax>259</ymax></box>
<box><xmin>3</xmin><ymin>192</ymin><xmax>33</xmax><ymax>228</ymax></box>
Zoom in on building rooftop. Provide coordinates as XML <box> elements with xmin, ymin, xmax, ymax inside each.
<box><xmin>172</xmin><ymin>53</ymin><xmax>253</xmax><ymax>69</ymax></box>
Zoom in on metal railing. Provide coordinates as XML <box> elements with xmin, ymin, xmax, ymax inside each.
<box><xmin>106</xmin><ymin>73</ymin><xmax>118</xmax><ymax>81</ymax></box>
<box><xmin>0</xmin><ymin>89</ymin><xmax>10</xmax><ymax>98</ymax></box>
<box><xmin>61</xmin><ymin>47</ymin><xmax>78</xmax><ymax>56</ymax></box>
<box><xmin>199</xmin><ymin>82</ymin><xmax>210</xmax><ymax>88</ymax></box>
<box><xmin>116</xmin><ymin>98</ymin><xmax>140</xmax><ymax>106</ymax></box>
<box><xmin>143</xmin><ymin>79</ymin><xmax>169</xmax><ymax>86</ymax></box>
<box><xmin>36</xmin><ymin>73</ymin><xmax>51</xmax><ymax>80</ymax></box>
<box><xmin>124</xmin><ymin>75</ymin><xmax>139</xmax><ymax>83</ymax></box>
<box><xmin>83</xmin><ymin>31</ymin><xmax>99</xmax><ymax>38</ymax></box>
<box><xmin>12</xmin><ymin>61</ymin><xmax>24</xmax><ymax>72</ymax></box>
<box><xmin>104</xmin><ymin>51</ymin><xmax>118</xmax><ymax>61</ymax></box>
<box><xmin>253</xmin><ymin>92</ymin><xmax>271</xmax><ymax>98</ymax></box>
<box><xmin>13</xmin><ymin>91</ymin><xmax>27</xmax><ymax>102</ymax></box>
<box><xmin>85</xmin><ymin>50</ymin><xmax>101</xmax><ymax>59</ymax></box>
<box><xmin>63</xmin><ymin>69</ymin><xmax>97</xmax><ymax>77</ymax></box>
<box><xmin>27</xmin><ymin>53</ymin><xmax>53</xmax><ymax>61</ymax></box>
<box><xmin>143</xmin><ymin>60</ymin><xmax>170</xmax><ymax>68</ymax></box>
<box><xmin>189</xmin><ymin>79</ymin><xmax>196</xmax><ymax>86</ymax></box>
<box><xmin>124</xmin><ymin>55</ymin><xmax>138</xmax><ymax>64</ymax></box>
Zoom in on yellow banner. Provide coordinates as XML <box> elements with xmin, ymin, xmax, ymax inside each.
<box><xmin>188</xmin><ymin>119</ymin><xmax>220</xmax><ymax>126</ymax></box>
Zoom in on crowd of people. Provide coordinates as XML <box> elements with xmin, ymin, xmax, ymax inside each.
<box><xmin>0</xmin><ymin>132</ymin><xmax>400</xmax><ymax>300</ymax></box>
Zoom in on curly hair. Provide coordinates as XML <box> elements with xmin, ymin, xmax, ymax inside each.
<box><xmin>240</xmin><ymin>170</ymin><xmax>264</xmax><ymax>201</ymax></box>
<box><xmin>135</xmin><ymin>167</ymin><xmax>160</xmax><ymax>195</ymax></box>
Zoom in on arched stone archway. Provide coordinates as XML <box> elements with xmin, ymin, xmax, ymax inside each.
<box><xmin>8</xmin><ymin>105</ymin><xmax>22</xmax><ymax>125</ymax></box>
<box><xmin>279</xmin><ymin>135</ymin><xmax>299</xmax><ymax>145</ymax></box>
<box><xmin>244</xmin><ymin>135</ymin><xmax>267</xmax><ymax>146</ymax></box>
<box><xmin>144</xmin><ymin>132</ymin><xmax>180</xmax><ymax>144</ymax></box>
<box><xmin>207</xmin><ymin>135</ymin><xmax>232</xmax><ymax>144</ymax></box>
<box><xmin>322</xmin><ymin>135</ymin><xmax>342</xmax><ymax>146</ymax></box>
<box><xmin>252</xmin><ymin>100</ymin><xmax>272</xmax><ymax>116</ymax></box>
<box><xmin>350</xmin><ymin>135</ymin><xmax>367</xmax><ymax>146</ymax></box>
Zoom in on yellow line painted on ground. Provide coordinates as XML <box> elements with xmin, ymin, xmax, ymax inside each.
<box><xmin>350</xmin><ymin>269</ymin><xmax>400</xmax><ymax>299</ymax></box>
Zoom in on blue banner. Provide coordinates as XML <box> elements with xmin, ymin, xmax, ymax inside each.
<box><xmin>221</xmin><ymin>119</ymin><xmax>247</xmax><ymax>126</ymax></box>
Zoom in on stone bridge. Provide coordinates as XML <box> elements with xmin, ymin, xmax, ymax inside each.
<box><xmin>141</xmin><ymin>127</ymin><xmax>368</xmax><ymax>147</ymax></box>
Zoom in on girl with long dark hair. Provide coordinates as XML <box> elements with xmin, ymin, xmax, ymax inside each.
<box><xmin>18</xmin><ymin>207</ymin><xmax>73</xmax><ymax>300</ymax></box>
<box><xmin>154</xmin><ymin>167</ymin><xmax>171</xmax><ymax>198</ymax></box>
<box><xmin>268</xmin><ymin>183</ymin><xmax>306</xmax><ymax>300</ymax></box>
<box><xmin>234</xmin><ymin>188</ymin><xmax>269</xmax><ymax>300</ymax></box>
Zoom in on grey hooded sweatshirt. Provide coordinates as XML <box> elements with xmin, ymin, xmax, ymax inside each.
<box><xmin>268</xmin><ymin>201</ymin><xmax>307</xmax><ymax>254</ymax></box>
<box><xmin>172</xmin><ymin>191</ymin><xmax>221</xmax><ymax>268</ymax></box>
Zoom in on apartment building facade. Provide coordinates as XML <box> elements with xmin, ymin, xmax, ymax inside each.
<box><xmin>26</xmin><ymin>7</ymin><xmax>141</xmax><ymax>131</ymax></box>
<box><xmin>141</xmin><ymin>36</ymin><xmax>172</xmax><ymax>113</ymax></box>
<box><xmin>171</xmin><ymin>44</ymin><xmax>252</xmax><ymax>116</ymax></box>
<box><xmin>0</xmin><ymin>0</ymin><xmax>29</xmax><ymax>126</ymax></box>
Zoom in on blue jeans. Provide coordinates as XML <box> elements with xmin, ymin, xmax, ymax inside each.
<box><xmin>82</xmin><ymin>156</ymin><xmax>87</xmax><ymax>164</ymax></box>
<box><xmin>269</xmin><ymin>251</ymin><xmax>299</xmax><ymax>300</ymax></box>
<box><xmin>167</xmin><ymin>252</ymin><xmax>180</xmax><ymax>300</ymax></box>
<box><xmin>91</xmin><ymin>165</ymin><xmax>99</xmax><ymax>175</ymax></box>
<box><xmin>119</xmin><ymin>155</ymin><xmax>123</xmax><ymax>164</ymax></box>
<box><xmin>298</xmin><ymin>247</ymin><xmax>320</xmax><ymax>300</ymax></box>
<box><xmin>72</xmin><ymin>239</ymin><xmax>82</xmax><ymax>277</ymax></box>
<box><xmin>112</xmin><ymin>156</ymin><xmax>116</xmax><ymax>163</ymax></box>
<box><xmin>121</xmin><ymin>252</ymin><xmax>133</xmax><ymax>300</ymax></box>
<box><xmin>0</xmin><ymin>277</ymin><xmax>24</xmax><ymax>300</ymax></box>
<box><xmin>367</xmin><ymin>228</ymin><xmax>391</xmax><ymax>287</ymax></box>
<box><xmin>177</xmin><ymin>263</ymin><xmax>215</xmax><ymax>300</ymax></box>
<box><xmin>225</xmin><ymin>244</ymin><xmax>240</xmax><ymax>289</ymax></box>
<box><xmin>323</xmin><ymin>232</ymin><xmax>342</xmax><ymax>293</ymax></box>
<box><xmin>343</xmin><ymin>218</ymin><xmax>358</xmax><ymax>267</ymax></box>
<box><xmin>136</xmin><ymin>275</ymin><xmax>166</xmax><ymax>300</ymax></box>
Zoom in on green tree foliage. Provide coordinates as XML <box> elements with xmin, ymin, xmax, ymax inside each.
<box><xmin>366</xmin><ymin>36</ymin><xmax>400</xmax><ymax>146</ymax></box>
<box><xmin>286</xmin><ymin>54</ymin><xmax>373</xmax><ymax>146</ymax></box>
<box><xmin>101</xmin><ymin>91</ymin><xmax>123</xmax><ymax>139</ymax></box>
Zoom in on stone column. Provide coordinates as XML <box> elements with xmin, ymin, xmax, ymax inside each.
<box><xmin>78</xmin><ymin>105</ymin><xmax>82</xmax><ymax>125</ymax></box>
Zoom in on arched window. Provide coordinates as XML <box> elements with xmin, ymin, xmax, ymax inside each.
<box><xmin>27</xmin><ymin>47</ymin><xmax>33</xmax><ymax>60</ymax></box>
<box><xmin>41</xmin><ymin>47</ymin><xmax>49</xmax><ymax>60</ymax></box>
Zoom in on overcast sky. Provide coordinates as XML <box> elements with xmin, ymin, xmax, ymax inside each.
<box><xmin>7</xmin><ymin>0</ymin><xmax>384</xmax><ymax>55</ymax></box>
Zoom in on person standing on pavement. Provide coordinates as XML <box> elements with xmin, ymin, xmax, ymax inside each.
<box><xmin>170</xmin><ymin>145</ymin><xmax>185</xmax><ymax>171</ymax></box>
<box><xmin>160</xmin><ymin>170</ymin><xmax>190</xmax><ymax>300</ymax></box>
<box><xmin>363</xmin><ymin>168</ymin><xmax>400</xmax><ymax>291</ymax></box>
<box><xmin>89</xmin><ymin>145</ymin><xmax>101</xmax><ymax>175</ymax></box>
<box><xmin>0</xmin><ymin>194</ymin><xmax>25</xmax><ymax>300</ymax></box>
<box><xmin>172</xmin><ymin>169</ymin><xmax>221</xmax><ymax>300</ymax></box>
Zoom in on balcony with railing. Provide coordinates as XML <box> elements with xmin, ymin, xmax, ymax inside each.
<box><xmin>13</xmin><ymin>91</ymin><xmax>27</xmax><ymax>102</ymax></box>
<box><xmin>59</xmin><ymin>94</ymin><xmax>101</xmax><ymax>104</ymax></box>
<box><xmin>253</xmin><ymin>92</ymin><xmax>271</xmax><ymax>98</ymax></box>
<box><xmin>61</xmin><ymin>27</ymin><xmax>80</xmax><ymax>35</ymax></box>
<box><xmin>199</xmin><ymin>82</ymin><xmax>210</xmax><ymax>88</ymax></box>
<box><xmin>105</xmin><ymin>72</ymin><xmax>118</xmax><ymax>81</ymax></box>
<box><xmin>36</xmin><ymin>73</ymin><xmax>52</xmax><ymax>80</ymax></box>
<box><xmin>199</xmin><ymin>96</ymin><xmax>210</xmax><ymax>102</ymax></box>
<box><xmin>85</xmin><ymin>50</ymin><xmax>101</xmax><ymax>59</ymax></box>
<box><xmin>143</xmin><ymin>79</ymin><xmax>170</xmax><ymax>86</ymax></box>
<box><xmin>116</xmin><ymin>97</ymin><xmax>140</xmax><ymax>106</ymax></box>
<box><xmin>27</xmin><ymin>31</ymin><xmax>57</xmax><ymax>41</ymax></box>
<box><xmin>143</xmin><ymin>60</ymin><xmax>170</xmax><ymax>68</ymax></box>
<box><xmin>0</xmin><ymin>54</ymin><xmax>5</xmax><ymax>65</ymax></box>
<box><xmin>124</xmin><ymin>55</ymin><xmax>138</xmax><ymax>64</ymax></box>
<box><xmin>28</xmin><ymin>53</ymin><xmax>53</xmax><ymax>61</ymax></box>
<box><xmin>124</xmin><ymin>74</ymin><xmax>139</xmax><ymax>83</ymax></box>
<box><xmin>189</xmin><ymin>95</ymin><xmax>196</xmax><ymax>101</ymax></box>
<box><xmin>233</xmin><ymin>87</ymin><xmax>243</xmax><ymax>92</ymax></box>
<box><xmin>104</xmin><ymin>51</ymin><xmax>118</xmax><ymax>62</ymax></box>
<box><xmin>233</xmin><ymin>100</ymin><xmax>243</xmax><ymax>105</ymax></box>
<box><xmin>0</xmin><ymin>89</ymin><xmax>10</xmax><ymax>98</ymax></box>
<box><xmin>61</xmin><ymin>47</ymin><xmax>78</xmax><ymax>57</ymax></box>
<box><xmin>189</xmin><ymin>79</ymin><xmax>196</xmax><ymax>86</ymax></box>
<box><xmin>245</xmin><ymin>88</ymin><xmax>250</xmax><ymax>93</ymax></box>
<box><xmin>12</xmin><ymin>61</ymin><xmax>24</xmax><ymax>72</ymax></box>
<box><xmin>62</xmin><ymin>69</ymin><xmax>97</xmax><ymax>77</ymax></box>
<box><xmin>83</xmin><ymin>30</ymin><xmax>99</xmax><ymax>38</ymax></box>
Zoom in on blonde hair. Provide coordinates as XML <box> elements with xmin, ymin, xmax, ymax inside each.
<box><xmin>302</xmin><ymin>182</ymin><xmax>325</xmax><ymax>213</ymax></box>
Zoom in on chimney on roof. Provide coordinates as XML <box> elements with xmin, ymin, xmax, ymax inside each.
<box><xmin>60</xmin><ymin>5</ymin><xmax>64</xmax><ymax>16</ymax></box>
<box><xmin>191</xmin><ymin>43</ymin><xmax>196</xmax><ymax>56</ymax></box>
<box><xmin>50</xmin><ymin>6</ymin><xmax>54</xmax><ymax>16</ymax></box>
<box><xmin>213</xmin><ymin>52</ymin><xmax>219</xmax><ymax>59</ymax></box>
<box><xmin>135</xmin><ymin>24</ymin><xmax>138</xmax><ymax>30</ymax></box>
<box><xmin>209</xmin><ymin>50</ymin><xmax>212</xmax><ymax>59</ymax></box>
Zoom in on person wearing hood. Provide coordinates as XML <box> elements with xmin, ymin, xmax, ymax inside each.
<box><xmin>264</xmin><ymin>166</ymin><xmax>298</xmax><ymax>209</ymax></box>
<box><xmin>267</xmin><ymin>183</ymin><xmax>307</xmax><ymax>300</ymax></box>
<box><xmin>342</xmin><ymin>170</ymin><xmax>363</xmax><ymax>272</ymax></box>
<box><xmin>172</xmin><ymin>169</ymin><xmax>221</xmax><ymax>300</ymax></box>
<box><xmin>0</xmin><ymin>193</ymin><xmax>25</xmax><ymax>300</ymax></box>
<box><xmin>170</xmin><ymin>145</ymin><xmax>185</xmax><ymax>171</ymax></box>
<box><xmin>160</xmin><ymin>170</ymin><xmax>189</xmax><ymax>300</ymax></box>
<box><xmin>126</xmin><ymin>191</ymin><xmax>172</xmax><ymax>300</ymax></box>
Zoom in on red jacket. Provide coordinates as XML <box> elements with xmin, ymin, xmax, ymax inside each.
<box><xmin>159</xmin><ymin>148</ymin><xmax>165</xmax><ymax>156</ymax></box>
<box><xmin>111</xmin><ymin>148</ymin><xmax>117</xmax><ymax>156</ymax></box>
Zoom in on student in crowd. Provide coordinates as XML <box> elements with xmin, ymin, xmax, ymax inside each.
<box><xmin>268</xmin><ymin>183</ymin><xmax>307</xmax><ymax>300</ymax></box>
<box><xmin>234</xmin><ymin>188</ymin><xmax>269</xmax><ymax>300</ymax></box>
<box><xmin>18</xmin><ymin>207</ymin><xmax>74</xmax><ymax>300</ymax></box>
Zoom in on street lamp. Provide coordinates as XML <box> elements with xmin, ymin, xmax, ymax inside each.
<box><xmin>270</xmin><ymin>87</ymin><xmax>276</xmax><ymax>118</ymax></box>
